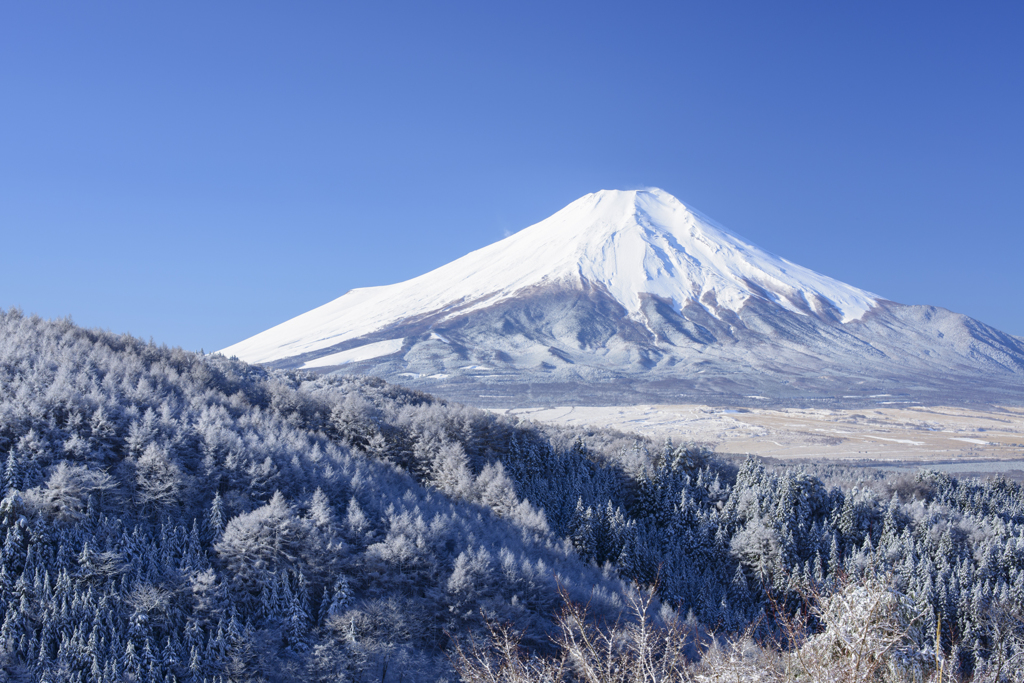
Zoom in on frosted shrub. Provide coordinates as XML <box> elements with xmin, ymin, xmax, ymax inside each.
<box><xmin>788</xmin><ymin>579</ymin><xmax>933</xmax><ymax>683</ymax></box>
<box><xmin>693</xmin><ymin>635</ymin><xmax>781</xmax><ymax>682</ymax></box>
<box><xmin>455</xmin><ymin>579</ymin><xmax>955</xmax><ymax>683</ymax></box>
<box><xmin>451</xmin><ymin>619</ymin><xmax>566</xmax><ymax>683</ymax></box>
<box><xmin>453</xmin><ymin>588</ymin><xmax>695</xmax><ymax>683</ymax></box>
<box><xmin>22</xmin><ymin>460</ymin><xmax>116</xmax><ymax>521</ymax></box>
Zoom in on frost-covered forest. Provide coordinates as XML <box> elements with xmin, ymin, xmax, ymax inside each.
<box><xmin>1</xmin><ymin>308</ymin><xmax>1024</xmax><ymax>682</ymax></box>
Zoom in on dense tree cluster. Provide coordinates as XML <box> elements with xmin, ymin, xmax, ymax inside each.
<box><xmin>1</xmin><ymin>308</ymin><xmax>1023</xmax><ymax>681</ymax></box>
<box><xmin>0</xmin><ymin>310</ymin><xmax>631</xmax><ymax>681</ymax></box>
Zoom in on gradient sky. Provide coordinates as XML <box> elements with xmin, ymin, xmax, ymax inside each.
<box><xmin>2</xmin><ymin>1</ymin><xmax>1022</xmax><ymax>352</ymax></box>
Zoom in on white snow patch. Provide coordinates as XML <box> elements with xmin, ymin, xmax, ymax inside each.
<box><xmin>299</xmin><ymin>339</ymin><xmax>405</xmax><ymax>369</ymax></box>
<box><xmin>950</xmin><ymin>437</ymin><xmax>991</xmax><ymax>445</ymax></box>
<box><xmin>861</xmin><ymin>435</ymin><xmax>925</xmax><ymax>445</ymax></box>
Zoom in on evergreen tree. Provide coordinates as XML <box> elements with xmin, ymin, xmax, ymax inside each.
<box><xmin>207</xmin><ymin>493</ymin><xmax>226</xmax><ymax>541</ymax></box>
<box><xmin>3</xmin><ymin>450</ymin><xmax>20</xmax><ymax>494</ymax></box>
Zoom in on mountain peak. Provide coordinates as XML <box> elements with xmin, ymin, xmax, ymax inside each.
<box><xmin>495</xmin><ymin>186</ymin><xmax>878</xmax><ymax>323</ymax></box>
<box><xmin>220</xmin><ymin>189</ymin><xmax>880</xmax><ymax>364</ymax></box>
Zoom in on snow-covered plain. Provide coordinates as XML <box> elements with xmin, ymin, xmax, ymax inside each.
<box><xmin>498</xmin><ymin>403</ymin><xmax>1024</xmax><ymax>463</ymax></box>
<box><xmin>219</xmin><ymin>189</ymin><xmax>879</xmax><ymax>364</ymax></box>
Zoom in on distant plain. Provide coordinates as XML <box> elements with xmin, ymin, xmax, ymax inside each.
<box><xmin>500</xmin><ymin>402</ymin><xmax>1024</xmax><ymax>475</ymax></box>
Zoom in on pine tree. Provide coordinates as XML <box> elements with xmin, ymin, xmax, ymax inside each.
<box><xmin>188</xmin><ymin>645</ymin><xmax>203</xmax><ymax>683</ymax></box>
<box><xmin>207</xmin><ymin>493</ymin><xmax>225</xmax><ymax>541</ymax></box>
<box><xmin>162</xmin><ymin>635</ymin><xmax>181</xmax><ymax>675</ymax></box>
<box><xmin>813</xmin><ymin>550</ymin><xmax>825</xmax><ymax>584</ymax></box>
<box><xmin>106</xmin><ymin>655</ymin><xmax>119</xmax><ymax>683</ymax></box>
<box><xmin>321</xmin><ymin>575</ymin><xmax>353</xmax><ymax>624</ymax></box>
<box><xmin>308</xmin><ymin>488</ymin><xmax>335</xmax><ymax>530</ymax></box>
<box><xmin>428</xmin><ymin>441</ymin><xmax>474</xmax><ymax>499</ymax></box>
<box><xmin>829</xmin><ymin>532</ymin><xmax>842</xmax><ymax>581</ymax></box>
<box><xmin>3</xmin><ymin>450</ymin><xmax>19</xmax><ymax>494</ymax></box>
<box><xmin>141</xmin><ymin>637</ymin><xmax>159</xmax><ymax>680</ymax></box>
<box><xmin>880</xmin><ymin>493</ymin><xmax>901</xmax><ymax>549</ymax></box>
<box><xmin>569</xmin><ymin>498</ymin><xmax>596</xmax><ymax>562</ymax></box>
<box><xmin>123</xmin><ymin>640</ymin><xmax>140</xmax><ymax>680</ymax></box>
<box><xmin>90</xmin><ymin>651</ymin><xmax>103</xmax><ymax>681</ymax></box>
<box><xmin>283</xmin><ymin>576</ymin><xmax>310</xmax><ymax>652</ymax></box>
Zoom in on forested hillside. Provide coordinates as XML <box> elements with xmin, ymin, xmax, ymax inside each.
<box><xmin>1</xmin><ymin>308</ymin><xmax>1024</xmax><ymax>682</ymax></box>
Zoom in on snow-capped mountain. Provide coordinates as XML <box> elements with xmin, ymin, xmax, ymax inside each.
<box><xmin>220</xmin><ymin>189</ymin><xmax>1024</xmax><ymax>406</ymax></box>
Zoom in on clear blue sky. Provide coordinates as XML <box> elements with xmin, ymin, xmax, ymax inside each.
<box><xmin>2</xmin><ymin>1</ymin><xmax>1022</xmax><ymax>351</ymax></box>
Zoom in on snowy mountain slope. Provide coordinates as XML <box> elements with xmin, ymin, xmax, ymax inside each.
<box><xmin>222</xmin><ymin>189</ymin><xmax>878</xmax><ymax>362</ymax></box>
<box><xmin>219</xmin><ymin>189</ymin><xmax>1024</xmax><ymax>406</ymax></box>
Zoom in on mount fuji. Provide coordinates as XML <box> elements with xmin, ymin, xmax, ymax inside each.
<box><xmin>219</xmin><ymin>189</ymin><xmax>1024</xmax><ymax>406</ymax></box>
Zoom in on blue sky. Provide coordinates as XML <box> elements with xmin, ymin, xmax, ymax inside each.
<box><xmin>2</xmin><ymin>1</ymin><xmax>1022</xmax><ymax>351</ymax></box>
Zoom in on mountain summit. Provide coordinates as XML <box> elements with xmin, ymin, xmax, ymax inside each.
<box><xmin>220</xmin><ymin>189</ymin><xmax>1024</xmax><ymax>406</ymax></box>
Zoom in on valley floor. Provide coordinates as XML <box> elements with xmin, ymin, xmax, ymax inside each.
<box><xmin>499</xmin><ymin>402</ymin><xmax>1024</xmax><ymax>470</ymax></box>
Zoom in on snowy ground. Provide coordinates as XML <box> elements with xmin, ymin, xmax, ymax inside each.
<box><xmin>495</xmin><ymin>403</ymin><xmax>1024</xmax><ymax>466</ymax></box>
